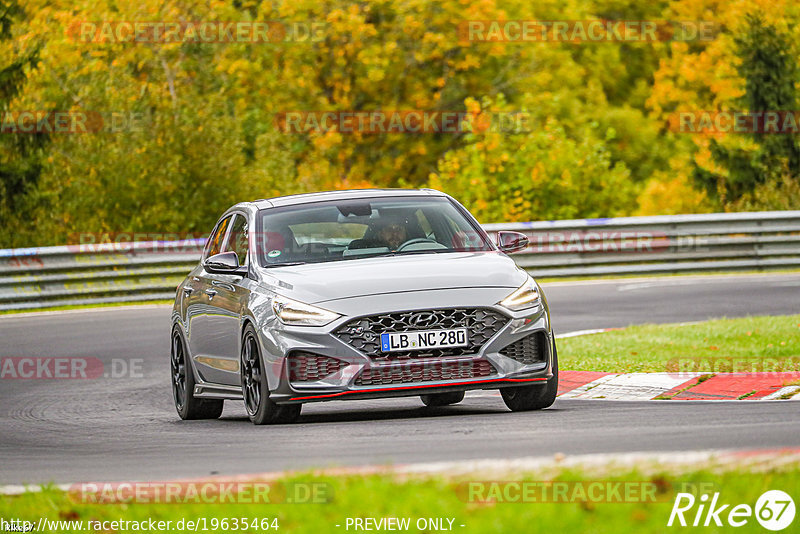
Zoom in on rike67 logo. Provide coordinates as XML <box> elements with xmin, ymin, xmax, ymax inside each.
<box><xmin>668</xmin><ymin>490</ymin><xmax>795</xmax><ymax>530</ymax></box>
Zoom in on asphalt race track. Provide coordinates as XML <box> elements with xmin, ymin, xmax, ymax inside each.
<box><xmin>1</xmin><ymin>273</ymin><xmax>799</xmax><ymax>484</ymax></box>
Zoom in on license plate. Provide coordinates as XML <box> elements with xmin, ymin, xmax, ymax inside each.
<box><xmin>380</xmin><ymin>328</ymin><xmax>468</xmax><ymax>352</ymax></box>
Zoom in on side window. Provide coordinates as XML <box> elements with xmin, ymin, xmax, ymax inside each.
<box><xmin>204</xmin><ymin>216</ymin><xmax>232</xmax><ymax>260</ymax></box>
<box><xmin>442</xmin><ymin>213</ymin><xmax>484</xmax><ymax>250</ymax></box>
<box><xmin>226</xmin><ymin>214</ymin><xmax>249</xmax><ymax>266</ymax></box>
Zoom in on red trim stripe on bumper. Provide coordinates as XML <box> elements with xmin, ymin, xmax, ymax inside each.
<box><xmin>290</xmin><ymin>377</ymin><xmax>548</xmax><ymax>401</ymax></box>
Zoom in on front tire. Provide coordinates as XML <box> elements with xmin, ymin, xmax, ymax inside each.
<box><xmin>171</xmin><ymin>328</ymin><xmax>223</xmax><ymax>420</ymax></box>
<box><xmin>420</xmin><ymin>391</ymin><xmax>465</xmax><ymax>407</ymax></box>
<box><xmin>241</xmin><ymin>324</ymin><xmax>301</xmax><ymax>425</ymax></box>
<box><xmin>501</xmin><ymin>343</ymin><xmax>558</xmax><ymax>412</ymax></box>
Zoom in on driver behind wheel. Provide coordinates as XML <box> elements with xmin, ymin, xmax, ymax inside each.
<box><xmin>375</xmin><ymin>220</ymin><xmax>408</xmax><ymax>251</ymax></box>
<box><xmin>348</xmin><ymin>214</ymin><xmax>423</xmax><ymax>251</ymax></box>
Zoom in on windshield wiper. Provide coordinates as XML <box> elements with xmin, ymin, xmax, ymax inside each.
<box><xmin>263</xmin><ymin>261</ymin><xmax>307</xmax><ymax>268</ymax></box>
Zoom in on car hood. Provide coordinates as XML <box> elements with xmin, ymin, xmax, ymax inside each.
<box><xmin>257</xmin><ymin>251</ymin><xmax>527</xmax><ymax>304</ymax></box>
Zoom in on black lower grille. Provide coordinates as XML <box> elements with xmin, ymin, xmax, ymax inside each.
<box><xmin>355</xmin><ymin>359</ymin><xmax>496</xmax><ymax>386</ymax></box>
<box><xmin>335</xmin><ymin>307</ymin><xmax>508</xmax><ymax>361</ymax></box>
<box><xmin>499</xmin><ymin>332</ymin><xmax>547</xmax><ymax>365</ymax></box>
<box><xmin>288</xmin><ymin>352</ymin><xmax>346</xmax><ymax>382</ymax></box>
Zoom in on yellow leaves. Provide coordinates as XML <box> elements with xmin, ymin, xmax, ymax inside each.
<box><xmin>635</xmin><ymin>172</ymin><xmax>710</xmax><ymax>216</ymax></box>
<box><xmin>226</xmin><ymin>59</ymin><xmax>250</xmax><ymax>76</ymax></box>
<box><xmin>366</xmin><ymin>68</ymin><xmax>385</xmax><ymax>82</ymax></box>
<box><xmin>311</xmin><ymin>131</ymin><xmax>343</xmax><ymax>151</ymax></box>
<box><xmin>454</xmin><ymin>54</ymin><xmax>480</xmax><ymax>71</ymax></box>
<box><xmin>326</xmin><ymin>9</ymin><xmax>345</xmax><ymax>23</ymax></box>
<box><xmin>464</xmin><ymin>97</ymin><xmax>481</xmax><ymax>114</ymax></box>
<box><xmin>529</xmin><ymin>163</ymin><xmax>545</xmax><ymax>184</ymax></box>
<box><xmin>334</xmin><ymin>176</ymin><xmax>373</xmax><ymax>190</ymax></box>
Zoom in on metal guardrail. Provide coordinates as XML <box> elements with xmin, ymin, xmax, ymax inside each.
<box><xmin>484</xmin><ymin>210</ymin><xmax>800</xmax><ymax>277</ymax></box>
<box><xmin>1</xmin><ymin>211</ymin><xmax>799</xmax><ymax>310</ymax></box>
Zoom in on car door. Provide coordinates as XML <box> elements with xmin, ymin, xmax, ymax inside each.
<box><xmin>201</xmin><ymin>212</ymin><xmax>252</xmax><ymax>386</ymax></box>
<box><xmin>186</xmin><ymin>214</ymin><xmax>242</xmax><ymax>385</ymax></box>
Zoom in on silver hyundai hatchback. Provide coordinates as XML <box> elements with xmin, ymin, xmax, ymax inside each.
<box><xmin>171</xmin><ymin>189</ymin><xmax>557</xmax><ymax>424</ymax></box>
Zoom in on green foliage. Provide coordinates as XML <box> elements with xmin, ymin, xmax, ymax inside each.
<box><xmin>429</xmin><ymin>95</ymin><xmax>635</xmax><ymax>223</ymax></box>
<box><xmin>0</xmin><ymin>0</ymin><xmax>44</xmax><ymax>242</ymax></box>
<box><xmin>1</xmin><ymin>0</ymin><xmax>799</xmax><ymax>247</ymax></box>
<box><xmin>697</xmin><ymin>13</ymin><xmax>800</xmax><ymax>206</ymax></box>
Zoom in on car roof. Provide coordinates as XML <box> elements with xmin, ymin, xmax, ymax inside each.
<box><xmin>250</xmin><ymin>188</ymin><xmax>447</xmax><ymax>209</ymax></box>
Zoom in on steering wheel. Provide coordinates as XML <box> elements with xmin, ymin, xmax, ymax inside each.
<box><xmin>396</xmin><ymin>238</ymin><xmax>441</xmax><ymax>251</ymax></box>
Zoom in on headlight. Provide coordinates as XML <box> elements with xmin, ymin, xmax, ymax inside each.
<box><xmin>498</xmin><ymin>275</ymin><xmax>541</xmax><ymax>312</ymax></box>
<box><xmin>271</xmin><ymin>295</ymin><xmax>341</xmax><ymax>326</ymax></box>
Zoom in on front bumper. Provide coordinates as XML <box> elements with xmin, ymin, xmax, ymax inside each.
<box><xmin>260</xmin><ymin>301</ymin><xmax>555</xmax><ymax>405</ymax></box>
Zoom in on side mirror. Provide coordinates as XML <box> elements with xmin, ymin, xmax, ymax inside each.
<box><xmin>497</xmin><ymin>231</ymin><xmax>529</xmax><ymax>254</ymax></box>
<box><xmin>204</xmin><ymin>251</ymin><xmax>247</xmax><ymax>275</ymax></box>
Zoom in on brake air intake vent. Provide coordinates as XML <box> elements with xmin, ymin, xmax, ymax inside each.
<box><xmin>499</xmin><ymin>332</ymin><xmax>547</xmax><ymax>365</ymax></box>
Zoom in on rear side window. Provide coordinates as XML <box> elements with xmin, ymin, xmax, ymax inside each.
<box><xmin>204</xmin><ymin>216</ymin><xmax>232</xmax><ymax>259</ymax></box>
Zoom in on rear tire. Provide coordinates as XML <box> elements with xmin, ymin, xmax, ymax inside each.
<box><xmin>420</xmin><ymin>391</ymin><xmax>465</xmax><ymax>407</ymax></box>
<box><xmin>501</xmin><ymin>343</ymin><xmax>558</xmax><ymax>412</ymax></box>
<box><xmin>241</xmin><ymin>324</ymin><xmax>301</xmax><ymax>425</ymax></box>
<box><xmin>171</xmin><ymin>328</ymin><xmax>224</xmax><ymax>420</ymax></box>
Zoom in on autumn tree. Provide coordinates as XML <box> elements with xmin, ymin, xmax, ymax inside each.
<box><xmin>698</xmin><ymin>13</ymin><xmax>800</xmax><ymax>206</ymax></box>
<box><xmin>0</xmin><ymin>0</ymin><xmax>43</xmax><ymax>244</ymax></box>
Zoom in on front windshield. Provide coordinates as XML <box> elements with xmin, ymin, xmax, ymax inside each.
<box><xmin>256</xmin><ymin>196</ymin><xmax>492</xmax><ymax>266</ymax></box>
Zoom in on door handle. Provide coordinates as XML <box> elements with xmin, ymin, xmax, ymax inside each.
<box><xmin>204</xmin><ymin>289</ymin><xmax>218</xmax><ymax>298</ymax></box>
<box><xmin>211</xmin><ymin>280</ymin><xmax>235</xmax><ymax>292</ymax></box>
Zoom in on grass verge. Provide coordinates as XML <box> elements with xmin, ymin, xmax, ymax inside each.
<box><xmin>559</xmin><ymin>314</ymin><xmax>800</xmax><ymax>373</ymax></box>
<box><xmin>0</xmin><ymin>300</ymin><xmax>172</xmax><ymax>316</ymax></box>
<box><xmin>2</xmin><ymin>465</ymin><xmax>799</xmax><ymax>533</ymax></box>
<box><xmin>536</xmin><ymin>267</ymin><xmax>800</xmax><ymax>284</ymax></box>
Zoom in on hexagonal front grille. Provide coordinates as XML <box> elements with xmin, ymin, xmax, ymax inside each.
<box><xmin>335</xmin><ymin>308</ymin><xmax>508</xmax><ymax>361</ymax></box>
<box><xmin>354</xmin><ymin>359</ymin><xmax>496</xmax><ymax>386</ymax></box>
<box><xmin>288</xmin><ymin>352</ymin><xmax>346</xmax><ymax>382</ymax></box>
<box><xmin>499</xmin><ymin>332</ymin><xmax>547</xmax><ymax>365</ymax></box>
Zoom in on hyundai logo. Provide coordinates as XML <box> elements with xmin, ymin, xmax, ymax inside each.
<box><xmin>408</xmin><ymin>312</ymin><xmax>439</xmax><ymax>328</ymax></box>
